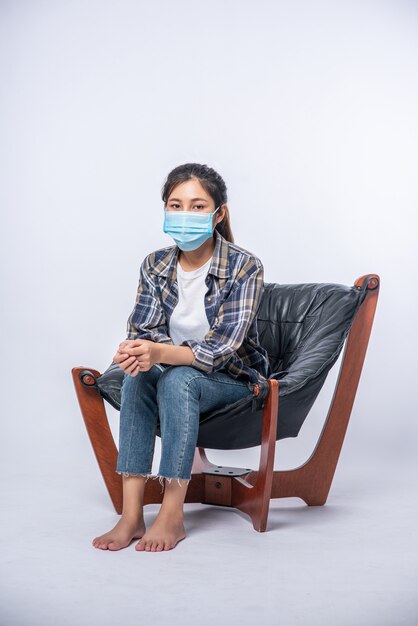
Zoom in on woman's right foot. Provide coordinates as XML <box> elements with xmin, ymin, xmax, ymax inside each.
<box><xmin>92</xmin><ymin>515</ymin><xmax>146</xmax><ymax>550</ymax></box>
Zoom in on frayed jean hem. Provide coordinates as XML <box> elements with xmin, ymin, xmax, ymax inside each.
<box><xmin>116</xmin><ymin>470</ymin><xmax>191</xmax><ymax>493</ymax></box>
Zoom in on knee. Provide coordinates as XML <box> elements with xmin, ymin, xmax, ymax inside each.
<box><xmin>121</xmin><ymin>365</ymin><xmax>161</xmax><ymax>396</ymax></box>
<box><xmin>156</xmin><ymin>365</ymin><xmax>202</xmax><ymax>399</ymax></box>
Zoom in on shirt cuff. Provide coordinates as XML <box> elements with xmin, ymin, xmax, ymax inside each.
<box><xmin>180</xmin><ymin>338</ymin><xmax>237</xmax><ymax>373</ymax></box>
<box><xmin>180</xmin><ymin>338</ymin><xmax>214</xmax><ymax>372</ymax></box>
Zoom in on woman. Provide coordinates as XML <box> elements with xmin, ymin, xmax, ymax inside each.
<box><xmin>93</xmin><ymin>163</ymin><xmax>271</xmax><ymax>552</ymax></box>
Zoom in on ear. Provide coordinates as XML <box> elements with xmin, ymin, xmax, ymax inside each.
<box><xmin>216</xmin><ymin>204</ymin><xmax>226</xmax><ymax>224</ymax></box>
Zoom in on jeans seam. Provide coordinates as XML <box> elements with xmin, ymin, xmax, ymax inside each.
<box><xmin>122</xmin><ymin>378</ymin><xmax>136</xmax><ymax>473</ymax></box>
<box><xmin>178</xmin><ymin>376</ymin><xmax>192</xmax><ymax>475</ymax></box>
<box><xmin>174</xmin><ymin>374</ymin><xmax>205</xmax><ymax>477</ymax></box>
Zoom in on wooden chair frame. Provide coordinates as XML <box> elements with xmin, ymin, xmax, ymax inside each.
<box><xmin>72</xmin><ymin>273</ymin><xmax>379</xmax><ymax>532</ymax></box>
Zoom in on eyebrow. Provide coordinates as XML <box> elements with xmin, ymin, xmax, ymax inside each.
<box><xmin>168</xmin><ymin>197</ymin><xmax>209</xmax><ymax>202</ymax></box>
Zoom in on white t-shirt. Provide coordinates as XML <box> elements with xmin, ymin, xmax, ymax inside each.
<box><xmin>168</xmin><ymin>256</ymin><xmax>212</xmax><ymax>345</ymax></box>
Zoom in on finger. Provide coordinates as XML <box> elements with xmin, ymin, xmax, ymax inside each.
<box><xmin>125</xmin><ymin>357</ymin><xmax>140</xmax><ymax>373</ymax></box>
<box><xmin>115</xmin><ymin>352</ymin><xmax>130</xmax><ymax>363</ymax></box>
<box><xmin>117</xmin><ymin>346</ymin><xmax>132</xmax><ymax>354</ymax></box>
<box><xmin>119</xmin><ymin>341</ymin><xmax>136</xmax><ymax>352</ymax></box>
<box><xmin>131</xmin><ymin>363</ymin><xmax>141</xmax><ymax>376</ymax></box>
<box><xmin>118</xmin><ymin>356</ymin><xmax>137</xmax><ymax>372</ymax></box>
<box><xmin>124</xmin><ymin>345</ymin><xmax>146</xmax><ymax>356</ymax></box>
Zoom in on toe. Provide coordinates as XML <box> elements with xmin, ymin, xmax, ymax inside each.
<box><xmin>137</xmin><ymin>539</ymin><xmax>146</xmax><ymax>550</ymax></box>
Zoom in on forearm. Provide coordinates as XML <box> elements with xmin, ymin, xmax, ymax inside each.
<box><xmin>158</xmin><ymin>343</ymin><xmax>195</xmax><ymax>367</ymax></box>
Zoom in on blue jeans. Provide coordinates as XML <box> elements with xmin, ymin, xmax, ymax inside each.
<box><xmin>115</xmin><ymin>364</ymin><xmax>252</xmax><ymax>487</ymax></box>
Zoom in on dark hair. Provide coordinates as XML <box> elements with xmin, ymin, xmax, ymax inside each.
<box><xmin>161</xmin><ymin>163</ymin><xmax>234</xmax><ymax>243</ymax></box>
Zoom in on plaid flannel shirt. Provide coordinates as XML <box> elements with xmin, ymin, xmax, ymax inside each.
<box><xmin>125</xmin><ymin>228</ymin><xmax>272</xmax><ymax>389</ymax></box>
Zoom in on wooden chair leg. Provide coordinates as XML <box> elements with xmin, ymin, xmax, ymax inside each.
<box><xmin>270</xmin><ymin>274</ymin><xmax>380</xmax><ymax>505</ymax></box>
<box><xmin>72</xmin><ymin>367</ymin><xmax>169</xmax><ymax>513</ymax></box>
<box><xmin>231</xmin><ymin>378</ymin><xmax>279</xmax><ymax>531</ymax></box>
<box><xmin>72</xmin><ymin>367</ymin><xmax>124</xmax><ymax>513</ymax></box>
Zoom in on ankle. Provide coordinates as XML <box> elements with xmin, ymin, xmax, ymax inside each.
<box><xmin>158</xmin><ymin>505</ymin><xmax>184</xmax><ymax>519</ymax></box>
<box><xmin>121</xmin><ymin>509</ymin><xmax>144</xmax><ymax>522</ymax></box>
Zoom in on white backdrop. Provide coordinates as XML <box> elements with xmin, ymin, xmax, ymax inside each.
<box><xmin>1</xmin><ymin>0</ymin><xmax>416</xmax><ymax>474</ymax></box>
<box><xmin>1</xmin><ymin>1</ymin><xmax>417</xmax><ymax>624</ymax></box>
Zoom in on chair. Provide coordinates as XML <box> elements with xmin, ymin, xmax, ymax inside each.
<box><xmin>72</xmin><ymin>273</ymin><xmax>379</xmax><ymax>532</ymax></box>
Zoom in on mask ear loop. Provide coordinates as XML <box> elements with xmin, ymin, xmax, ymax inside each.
<box><xmin>210</xmin><ymin>206</ymin><xmax>221</xmax><ymax>234</ymax></box>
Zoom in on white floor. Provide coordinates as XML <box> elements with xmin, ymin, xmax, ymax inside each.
<box><xmin>1</xmin><ymin>452</ymin><xmax>417</xmax><ymax>626</ymax></box>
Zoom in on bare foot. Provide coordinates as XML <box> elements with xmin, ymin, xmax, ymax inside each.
<box><xmin>135</xmin><ymin>510</ymin><xmax>186</xmax><ymax>552</ymax></box>
<box><xmin>92</xmin><ymin>515</ymin><xmax>146</xmax><ymax>551</ymax></box>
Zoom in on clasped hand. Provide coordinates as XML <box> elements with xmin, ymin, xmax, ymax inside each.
<box><xmin>113</xmin><ymin>339</ymin><xmax>162</xmax><ymax>377</ymax></box>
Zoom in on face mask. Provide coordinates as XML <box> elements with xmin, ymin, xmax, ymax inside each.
<box><xmin>163</xmin><ymin>206</ymin><xmax>221</xmax><ymax>251</ymax></box>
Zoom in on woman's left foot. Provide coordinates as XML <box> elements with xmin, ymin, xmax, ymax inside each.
<box><xmin>135</xmin><ymin>510</ymin><xmax>186</xmax><ymax>551</ymax></box>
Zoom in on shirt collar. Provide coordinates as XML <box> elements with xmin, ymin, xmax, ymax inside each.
<box><xmin>150</xmin><ymin>228</ymin><xmax>231</xmax><ymax>286</ymax></box>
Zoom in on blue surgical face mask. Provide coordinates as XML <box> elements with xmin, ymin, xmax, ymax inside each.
<box><xmin>163</xmin><ymin>206</ymin><xmax>221</xmax><ymax>251</ymax></box>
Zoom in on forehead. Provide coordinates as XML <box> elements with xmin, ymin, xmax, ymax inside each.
<box><xmin>168</xmin><ymin>179</ymin><xmax>210</xmax><ymax>200</ymax></box>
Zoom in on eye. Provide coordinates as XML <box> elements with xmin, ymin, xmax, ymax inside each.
<box><xmin>168</xmin><ymin>203</ymin><xmax>206</xmax><ymax>211</ymax></box>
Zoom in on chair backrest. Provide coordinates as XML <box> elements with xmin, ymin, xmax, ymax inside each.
<box><xmin>257</xmin><ymin>281</ymin><xmax>368</xmax><ymax>396</ymax></box>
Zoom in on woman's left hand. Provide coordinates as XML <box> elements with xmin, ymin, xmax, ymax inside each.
<box><xmin>116</xmin><ymin>339</ymin><xmax>162</xmax><ymax>376</ymax></box>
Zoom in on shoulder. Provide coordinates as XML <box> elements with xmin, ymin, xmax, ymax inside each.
<box><xmin>141</xmin><ymin>243</ymin><xmax>175</xmax><ymax>272</ymax></box>
<box><xmin>226</xmin><ymin>240</ymin><xmax>264</xmax><ymax>276</ymax></box>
